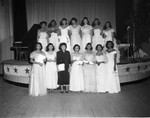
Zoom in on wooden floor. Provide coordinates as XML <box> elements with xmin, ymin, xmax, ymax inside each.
<box><xmin>0</xmin><ymin>76</ymin><xmax>150</xmax><ymax>117</ymax></box>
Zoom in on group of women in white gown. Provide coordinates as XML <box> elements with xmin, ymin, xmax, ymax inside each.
<box><xmin>37</xmin><ymin>17</ymin><xmax>120</xmax><ymax>63</ymax></box>
<box><xmin>29</xmin><ymin>17</ymin><xmax>121</xmax><ymax>96</ymax></box>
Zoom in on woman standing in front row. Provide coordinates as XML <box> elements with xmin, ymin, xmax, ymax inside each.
<box><xmin>69</xmin><ymin>44</ymin><xmax>84</xmax><ymax>92</ymax></box>
<box><xmin>57</xmin><ymin>43</ymin><xmax>71</xmax><ymax>93</ymax></box>
<box><xmin>83</xmin><ymin>43</ymin><xmax>96</xmax><ymax>92</ymax></box>
<box><xmin>29</xmin><ymin>42</ymin><xmax>47</xmax><ymax>96</ymax></box>
<box><xmin>95</xmin><ymin>44</ymin><xmax>108</xmax><ymax>93</ymax></box>
<box><xmin>105</xmin><ymin>41</ymin><xmax>121</xmax><ymax>93</ymax></box>
<box><xmin>45</xmin><ymin>43</ymin><xmax>58</xmax><ymax>92</ymax></box>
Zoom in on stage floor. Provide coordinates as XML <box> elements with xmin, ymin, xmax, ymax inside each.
<box><xmin>0</xmin><ymin>76</ymin><xmax>150</xmax><ymax>117</ymax></box>
<box><xmin>2</xmin><ymin>57</ymin><xmax>150</xmax><ymax>84</ymax></box>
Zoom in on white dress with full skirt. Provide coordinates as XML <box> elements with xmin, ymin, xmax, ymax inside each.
<box><xmin>38</xmin><ymin>31</ymin><xmax>48</xmax><ymax>53</ymax></box>
<box><xmin>103</xmin><ymin>29</ymin><xmax>120</xmax><ymax>63</ymax></box>
<box><xmin>106</xmin><ymin>51</ymin><xmax>121</xmax><ymax>93</ymax></box>
<box><xmin>59</xmin><ymin>26</ymin><xmax>71</xmax><ymax>52</ymax></box>
<box><xmin>83</xmin><ymin>51</ymin><xmax>97</xmax><ymax>92</ymax></box>
<box><xmin>45</xmin><ymin>51</ymin><xmax>58</xmax><ymax>89</ymax></box>
<box><xmin>29</xmin><ymin>51</ymin><xmax>47</xmax><ymax>96</ymax></box>
<box><xmin>69</xmin><ymin>53</ymin><xmax>84</xmax><ymax>92</ymax></box>
<box><xmin>69</xmin><ymin>25</ymin><xmax>81</xmax><ymax>51</ymax></box>
<box><xmin>96</xmin><ymin>54</ymin><xmax>108</xmax><ymax>92</ymax></box>
<box><xmin>81</xmin><ymin>25</ymin><xmax>92</xmax><ymax>52</ymax></box>
<box><xmin>92</xmin><ymin>28</ymin><xmax>105</xmax><ymax>49</ymax></box>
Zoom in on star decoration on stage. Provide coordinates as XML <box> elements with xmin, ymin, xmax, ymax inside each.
<box><xmin>14</xmin><ymin>68</ymin><xmax>18</xmax><ymax>73</ymax></box>
<box><xmin>25</xmin><ymin>68</ymin><xmax>30</xmax><ymax>74</ymax></box>
<box><xmin>126</xmin><ymin>67</ymin><xmax>130</xmax><ymax>72</ymax></box>
<box><xmin>137</xmin><ymin>65</ymin><xmax>140</xmax><ymax>71</ymax></box>
<box><xmin>7</xmin><ymin>67</ymin><xmax>9</xmax><ymax>72</ymax></box>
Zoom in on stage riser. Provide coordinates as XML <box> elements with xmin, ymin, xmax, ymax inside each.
<box><xmin>3</xmin><ymin>61</ymin><xmax>150</xmax><ymax>84</ymax></box>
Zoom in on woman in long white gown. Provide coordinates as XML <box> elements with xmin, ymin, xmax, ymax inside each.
<box><xmin>81</xmin><ymin>17</ymin><xmax>93</xmax><ymax>52</ymax></box>
<box><xmin>59</xmin><ymin>18</ymin><xmax>71</xmax><ymax>52</ymax></box>
<box><xmin>37</xmin><ymin>21</ymin><xmax>49</xmax><ymax>53</ymax></box>
<box><xmin>83</xmin><ymin>43</ymin><xmax>97</xmax><ymax>92</ymax></box>
<box><xmin>69</xmin><ymin>17</ymin><xmax>81</xmax><ymax>52</ymax></box>
<box><xmin>48</xmin><ymin>20</ymin><xmax>59</xmax><ymax>52</ymax></box>
<box><xmin>45</xmin><ymin>43</ymin><xmax>58</xmax><ymax>92</ymax></box>
<box><xmin>70</xmin><ymin>44</ymin><xmax>84</xmax><ymax>92</ymax></box>
<box><xmin>29</xmin><ymin>42</ymin><xmax>47</xmax><ymax>96</ymax></box>
<box><xmin>105</xmin><ymin>41</ymin><xmax>121</xmax><ymax>93</ymax></box>
<box><xmin>103</xmin><ymin>21</ymin><xmax>120</xmax><ymax>63</ymax></box>
<box><xmin>95</xmin><ymin>44</ymin><xmax>108</xmax><ymax>93</ymax></box>
<box><xmin>92</xmin><ymin>18</ymin><xmax>105</xmax><ymax>51</ymax></box>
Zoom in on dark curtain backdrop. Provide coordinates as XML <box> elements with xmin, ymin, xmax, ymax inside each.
<box><xmin>26</xmin><ymin>0</ymin><xmax>116</xmax><ymax>30</ymax></box>
<box><xmin>0</xmin><ymin>0</ymin><xmax>13</xmax><ymax>62</ymax></box>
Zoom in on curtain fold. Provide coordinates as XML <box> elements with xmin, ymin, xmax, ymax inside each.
<box><xmin>26</xmin><ymin>0</ymin><xmax>116</xmax><ymax>30</ymax></box>
<box><xmin>0</xmin><ymin>0</ymin><xmax>13</xmax><ymax>62</ymax></box>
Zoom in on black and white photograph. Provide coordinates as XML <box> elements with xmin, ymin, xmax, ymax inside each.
<box><xmin>0</xmin><ymin>0</ymin><xmax>150</xmax><ymax>117</ymax></box>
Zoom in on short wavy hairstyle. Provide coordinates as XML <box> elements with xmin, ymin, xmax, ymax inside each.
<box><xmin>80</xmin><ymin>17</ymin><xmax>90</xmax><ymax>26</ymax></box>
<box><xmin>95</xmin><ymin>44</ymin><xmax>103</xmax><ymax>51</ymax></box>
<box><xmin>39</xmin><ymin>21</ymin><xmax>47</xmax><ymax>26</ymax></box>
<box><xmin>48</xmin><ymin>20</ymin><xmax>57</xmax><ymax>28</ymax></box>
<box><xmin>46</xmin><ymin>43</ymin><xmax>55</xmax><ymax>51</ymax></box>
<box><xmin>60</xmin><ymin>18</ymin><xmax>67</xmax><ymax>26</ymax></box>
<box><xmin>59</xmin><ymin>42</ymin><xmax>67</xmax><ymax>51</ymax></box>
<box><xmin>35</xmin><ymin>42</ymin><xmax>43</xmax><ymax>51</ymax></box>
<box><xmin>69</xmin><ymin>17</ymin><xmax>78</xmax><ymax>25</ymax></box>
<box><xmin>106</xmin><ymin>41</ymin><xmax>114</xmax><ymax>49</ymax></box>
<box><xmin>73</xmin><ymin>44</ymin><xmax>80</xmax><ymax>51</ymax></box>
<box><xmin>85</xmin><ymin>43</ymin><xmax>93</xmax><ymax>50</ymax></box>
<box><xmin>92</xmin><ymin>18</ymin><xmax>101</xmax><ymax>27</ymax></box>
<box><xmin>103</xmin><ymin>21</ymin><xmax>112</xmax><ymax>30</ymax></box>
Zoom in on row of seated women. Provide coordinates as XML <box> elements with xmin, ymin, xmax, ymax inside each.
<box><xmin>29</xmin><ymin>41</ymin><xmax>121</xmax><ymax>96</ymax></box>
<box><xmin>37</xmin><ymin>17</ymin><xmax>120</xmax><ymax>63</ymax></box>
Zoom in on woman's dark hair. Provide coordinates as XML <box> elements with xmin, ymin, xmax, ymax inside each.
<box><xmin>80</xmin><ymin>17</ymin><xmax>90</xmax><ymax>26</ymax></box>
<box><xmin>96</xmin><ymin>44</ymin><xmax>103</xmax><ymax>51</ymax></box>
<box><xmin>60</xmin><ymin>18</ymin><xmax>67</xmax><ymax>26</ymax></box>
<box><xmin>69</xmin><ymin>17</ymin><xmax>78</xmax><ymax>25</ymax></box>
<box><xmin>46</xmin><ymin>43</ymin><xmax>55</xmax><ymax>51</ymax></box>
<box><xmin>106</xmin><ymin>41</ymin><xmax>114</xmax><ymax>49</ymax></box>
<box><xmin>103</xmin><ymin>21</ymin><xmax>112</xmax><ymax>30</ymax></box>
<box><xmin>48</xmin><ymin>20</ymin><xmax>57</xmax><ymax>28</ymax></box>
<box><xmin>59</xmin><ymin>43</ymin><xmax>67</xmax><ymax>51</ymax></box>
<box><xmin>35</xmin><ymin>42</ymin><xmax>43</xmax><ymax>50</ymax></box>
<box><xmin>92</xmin><ymin>18</ymin><xmax>101</xmax><ymax>27</ymax></box>
<box><xmin>39</xmin><ymin>21</ymin><xmax>47</xmax><ymax>26</ymax></box>
<box><xmin>85</xmin><ymin>43</ymin><xmax>93</xmax><ymax>50</ymax></box>
<box><xmin>73</xmin><ymin>44</ymin><xmax>80</xmax><ymax>51</ymax></box>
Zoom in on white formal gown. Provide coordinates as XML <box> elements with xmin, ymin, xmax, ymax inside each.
<box><xmin>96</xmin><ymin>53</ymin><xmax>108</xmax><ymax>93</ymax></box>
<box><xmin>70</xmin><ymin>53</ymin><xmax>84</xmax><ymax>92</ymax></box>
<box><xmin>106</xmin><ymin>50</ymin><xmax>121</xmax><ymax>93</ymax></box>
<box><xmin>59</xmin><ymin>26</ymin><xmax>71</xmax><ymax>52</ymax></box>
<box><xmin>45</xmin><ymin>51</ymin><xmax>58</xmax><ymax>89</ymax></box>
<box><xmin>69</xmin><ymin>25</ymin><xmax>81</xmax><ymax>51</ymax></box>
<box><xmin>29</xmin><ymin>51</ymin><xmax>47</xmax><ymax>96</ymax></box>
<box><xmin>38</xmin><ymin>31</ymin><xmax>48</xmax><ymax>53</ymax></box>
<box><xmin>81</xmin><ymin>25</ymin><xmax>92</xmax><ymax>52</ymax></box>
<box><xmin>92</xmin><ymin>28</ymin><xmax>105</xmax><ymax>49</ymax></box>
<box><xmin>83</xmin><ymin>51</ymin><xmax>97</xmax><ymax>92</ymax></box>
